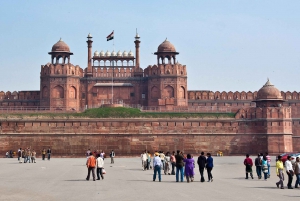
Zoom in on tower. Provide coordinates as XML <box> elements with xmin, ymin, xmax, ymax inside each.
<box><xmin>134</xmin><ymin>31</ymin><xmax>143</xmax><ymax>77</ymax></box>
<box><xmin>146</xmin><ymin>39</ymin><xmax>188</xmax><ymax>108</ymax></box>
<box><xmin>252</xmin><ymin>79</ymin><xmax>293</xmax><ymax>154</ymax></box>
<box><xmin>40</xmin><ymin>38</ymin><xmax>82</xmax><ymax>111</ymax></box>
<box><xmin>86</xmin><ymin>33</ymin><xmax>93</xmax><ymax>77</ymax></box>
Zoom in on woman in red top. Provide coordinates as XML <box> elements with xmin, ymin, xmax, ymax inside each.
<box><xmin>244</xmin><ymin>154</ymin><xmax>254</xmax><ymax>179</ymax></box>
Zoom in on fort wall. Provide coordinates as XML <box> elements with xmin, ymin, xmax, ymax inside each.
<box><xmin>0</xmin><ymin>118</ymin><xmax>294</xmax><ymax>156</ymax></box>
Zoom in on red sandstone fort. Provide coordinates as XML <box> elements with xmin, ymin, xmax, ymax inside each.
<box><xmin>0</xmin><ymin>33</ymin><xmax>299</xmax><ymax>156</ymax></box>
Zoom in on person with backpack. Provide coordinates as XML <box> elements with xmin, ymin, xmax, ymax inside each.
<box><xmin>262</xmin><ymin>156</ymin><xmax>269</xmax><ymax>181</ymax></box>
<box><xmin>197</xmin><ymin>152</ymin><xmax>207</xmax><ymax>182</ymax></box>
<box><xmin>86</xmin><ymin>152</ymin><xmax>97</xmax><ymax>181</ymax></box>
<box><xmin>110</xmin><ymin>150</ymin><xmax>115</xmax><ymax>164</ymax></box>
<box><xmin>255</xmin><ymin>154</ymin><xmax>262</xmax><ymax>179</ymax></box>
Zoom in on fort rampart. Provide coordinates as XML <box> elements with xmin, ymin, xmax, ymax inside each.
<box><xmin>0</xmin><ymin>116</ymin><xmax>297</xmax><ymax>157</ymax></box>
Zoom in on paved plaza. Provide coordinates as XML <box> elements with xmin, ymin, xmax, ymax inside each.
<box><xmin>0</xmin><ymin>156</ymin><xmax>299</xmax><ymax>201</ymax></box>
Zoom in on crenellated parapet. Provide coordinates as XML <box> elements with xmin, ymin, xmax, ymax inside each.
<box><xmin>144</xmin><ymin>63</ymin><xmax>187</xmax><ymax>77</ymax></box>
<box><xmin>41</xmin><ymin>63</ymin><xmax>83</xmax><ymax>77</ymax></box>
<box><xmin>0</xmin><ymin>91</ymin><xmax>40</xmax><ymax>101</ymax></box>
<box><xmin>188</xmin><ymin>90</ymin><xmax>300</xmax><ymax>101</ymax></box>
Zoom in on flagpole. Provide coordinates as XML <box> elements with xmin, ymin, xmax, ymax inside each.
<box><xmin>113</xmin><ymin>30</ymin><xmax>115</xmax><ymax>51</ymax></box>
<box><xmin>112</xmin><ymin>30</ymin><xmax>114</xmax><ymax>104</ymax></box>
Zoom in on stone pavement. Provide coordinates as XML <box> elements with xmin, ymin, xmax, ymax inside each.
<box><xmin>0</xmin><ymin>156</ymin><xmax>299</xmax><ymax>201</ymax></box>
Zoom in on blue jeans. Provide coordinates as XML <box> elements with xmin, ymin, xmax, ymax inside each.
<box><xmin>295</xmin><ymin>174</ymin><xmax>300</xmax><ymax>188</ymax></box>
<box><xmin>153</xmin><ymin>165</ymin><xmax>161</xmax><ymax>181</ymax></box>
<box><xmin>27</xmin><ymin>156</ymin><xmax>31</xmax><ymax>163</ymax></box>
<box><xmin>267</xmin><ymin>163</ymin><xmax>270</xmax><ymax>176</ymax></box>
<box><xmin>176</xmin><ymin>166</ymin><xmax>184</xmax><ymax>182</ymax></box>
<box><xmin>256</xmin><ymin>166</ymin><xmax>261</xmax><ymax>178</ymax></box>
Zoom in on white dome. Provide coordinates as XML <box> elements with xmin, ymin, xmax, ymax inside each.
<box><xmin>100</xmin><ymin>50</ymin><xmax>105</xmax><ymax>56</ymax></box>
<box><xmin>111</xmin><ymin>50</ymin><xmax>116</xmax><ymax>56</ymax></box>
<box><xmin>123</xmin><ymin>51</ymin><xmax>128</xmax><ymax>57</ymax></box>
<box><xmin>105</xmin><ymin>50</ymin><xmax>111</xmax><ymax>56</ymax></box>
<box><xmin>128</xmin><ymin>50</ymin><xmax>134</xmax><ymax>57</ymax></box>
<box><xmin>94</xmin><ymin>50</ymin><xmax>99</xmax><ymax>56</ymax></box>
<box><xmin>88</xmin><ymin>33</ymin><xmax>92</xmax><ymax>38</ymax></box>
<box><xmin>117</xmin><ymin>50</ymin><xmax>122</xmax><ymax>57</ymax></box>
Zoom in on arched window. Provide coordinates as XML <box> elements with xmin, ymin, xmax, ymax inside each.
<box><xmin>164</xmin><ymin>85</ymin><xmax>174</xmax><ymax>98</ymax></box>
<box><xmin>52</xmin><ymin>86</ymin><xmax>64</xmax><ymax>98</ymax></box>
<box><xmin>57</xmin><ymin>57</ymin><xmax>63</xmax><ymax>64</ymax></box>
<box><xmin>179</xmin><ymin>86</ymin><xmax>185</xmax><ymax>99</ymax></box>
<box><xmin>69</xmin><ymin>86</ymin><xmax>77</xmax><ymax>99</ymax></box>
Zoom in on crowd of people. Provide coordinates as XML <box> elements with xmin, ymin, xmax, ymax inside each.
<box><xmin>85</xmin><ymin>149</ymin><xmax>115</xmax><ymax>181</ymax></box>
<box><xmin>244</xmin><ymin>153</ymin><xmax>300</xmax><ymax>189</ymax></box>
<box><xmin>141</xmin><ymin>150</ymin><xmax>214</xmax><ymax>183</ymax></box>
<box><xmin>15</xmin><ymin>147</ymin><xmax>52</xmax><ymax>163</ymax></box>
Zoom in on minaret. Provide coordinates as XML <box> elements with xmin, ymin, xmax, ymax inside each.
<box><xmin>86</xmin><ymin>33</ymin><xmax>93</xmax><ymax>77</ymax></box>
<box><xmin>134</xmin><ymin>30</ymin><xmax>140</xmax><ymax>72</ymax></box>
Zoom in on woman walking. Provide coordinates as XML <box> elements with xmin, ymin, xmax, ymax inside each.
<box><xmin>206</xmin><ymin>153</ymin><xmax>214</xmax><ymax>182</ymax></box>
<box><xmin>262</xmin><ymin>156</ymin><xmax>268</xmax><ymax>181</ymax></box>
<box><xmin>183</xmin><ymin>154</ymin><xmax>195</xmax><ymax>183</ymax></box>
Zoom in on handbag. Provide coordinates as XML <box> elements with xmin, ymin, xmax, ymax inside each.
<box><xmin>289</xmin><ymin>170</ymin><xmax>294</xmax><ymax>176</ymax></box>
<box><xmin>102</xmin><ymin>168</ymin><xmax>106</xmax><ymax>174</ymax></box>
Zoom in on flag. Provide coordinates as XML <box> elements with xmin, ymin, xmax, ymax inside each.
<box><xmin>106</xmin><ymin>31</ymin><xmax>114</xmax><ymax>41</ymax></box>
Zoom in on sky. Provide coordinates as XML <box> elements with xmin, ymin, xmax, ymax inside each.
<box><xmin>0</xmin><ymin>0</ymin><xmax>300</xmax><ymax>92</ymax></box>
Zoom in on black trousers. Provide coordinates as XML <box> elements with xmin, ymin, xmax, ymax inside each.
<box><xmin>287</xmin><ymin>171</ymin><xmax>293</xmax><ymax>187</ymax></box>
<box><xmin>199</xmin><ymin>167</ymin><xmax>205</xmax><ymax>181</ymax></box>
<box><xmin>97</xmin><ymin>168</ymin><xmax>103</xmax><ymax>180</ymax></box>
<box><xmin>171</xmin><ymin>163</ymin><xmax>175</xmax><ymax>175</ymax></box>
<box><xmin>207</xmin><ymin>167</ymin><xmax>213</xmax><ymax>180</ymax></box>
<box><xmin>86</xmin><ymin>167</ymin><xmax>95</xmax><ymax>180</ymax></box>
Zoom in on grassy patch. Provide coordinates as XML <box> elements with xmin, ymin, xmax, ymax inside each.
<box><xmin>0</xmin><ymin>107</ymin><xmax>236</xmax><ymax>119</ymax></box>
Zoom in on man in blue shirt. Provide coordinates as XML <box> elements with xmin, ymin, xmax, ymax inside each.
<box><xmin>153</xmin><ymin>152</ymin><xmax>162</xmax><ymax>182</ymax></box>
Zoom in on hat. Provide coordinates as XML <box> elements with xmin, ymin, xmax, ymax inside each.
<box><xmin>155</xmin><ymin>152</ymin><xmax>159</xmax><ymax>156</ymax></box>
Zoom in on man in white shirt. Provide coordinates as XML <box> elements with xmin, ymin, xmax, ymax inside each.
<box><xmin>96</xmin><ymin>154</ymin><xmax>104</xmax><ymax>180</ymax></box>
<box><xmin>285</xmin><ymin>156</ymin><xmax>294</xmax><ymax>189</ymax></box>
<box><xmin>141</xmin><ymin>151</ymin><xmax>147</xmax><ymax>171</ymax></box>
<box><xmin>153</xmin><ymin>153</ymin><xmax>162</xmax><ymax>182</ymax></box>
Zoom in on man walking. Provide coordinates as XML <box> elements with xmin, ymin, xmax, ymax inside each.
<box><xmin>175</xmin><ymin>150</ymin><xmax>184</xmax><ymax>182</ymax></box>
<box><xmin>285</xmin><ymin>156</ymin><xmax>294</xmax><ymax>189</ymax></box>
<box><xmin>153</xmin><ymin>152</ymin><xmax>162</xmax><ymax>182</ymax></box>
<box><xmin>86</xmin><ymin>152</ymin><xmax>96</xmax><ymax>181</ymax></box>
<box><xmin>110</xmin><ymin>150</ymin><xmax>115</xmax><ymax>164</ymax></box>
<box><xmin>31</xmin><ymin>149</ymin><xmax>36</xmax><ymax>163</ymax></box>
<box><xmin>47</xmin><ymin>147</ymin><xmax>51</xmax><ymax>160</ymax></box>
<box><xmin>141</xmin><ymin>151</ymin><xmax>147</xmax><ymax>171</ymax></box>
<box><xmin>96</xmin><ymin>154</ymin><xmax>104</xmax><ymax>180</ymax></box>
<box><xmin>276</xmin><ymin>155</ymin><xmax>284</xmax><ymax>189</ymax></box>
<box><xmin>206</xmin><ymin>153</ymin><xmax>214</xmax><ymax>182</ymax></box>
<box><xmin>255</xmin><ymin>154</ymin><xmax>262</xmax><ymax>179</ymax></box>
<box><xmin>18</xmin><ymin>148</ymin><xmax>22</xmax><ymax>163</ymax></box>
<box><xmin>294</xmin><ymin>157</ymin><xmax>300</xmax><ymax>188</ymax></box>
<box><xmin>197</xmin><ymin>152</ymin><xmax>207</xmax><ymax>182</ymax></box>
